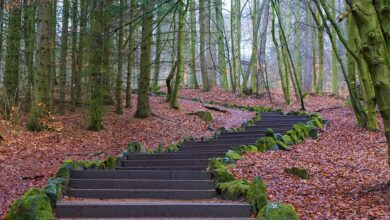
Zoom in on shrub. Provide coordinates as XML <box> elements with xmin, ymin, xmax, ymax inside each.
<box><xmin>127</xmin><ymin>141</ymin><xmax>145</xmax><ymax>153</ymax></box>
<box><xmin>225</xmin><ymin>150</ymin><xmax>242</xmax><ymax>161</ymax></box>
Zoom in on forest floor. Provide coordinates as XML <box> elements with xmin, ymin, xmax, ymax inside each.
<box><xmin>0</xmin><ymin>88</ymin><xmax>389</xmax><ymax>219</ymax></box>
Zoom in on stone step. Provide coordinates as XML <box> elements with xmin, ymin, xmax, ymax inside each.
<box><xmin>183</xmin><ymin>138</ymin><xmax>259</xmax><ymax>147</ymax></box>
<box><xmin>67</xmin><ymin>189</ymin><xmax>216</xmax><ymax>200</ymax></box>
<box><xmin>56</xmin><ymin>200</ymin><xmax>252</xmax><ymax>218</ymax></box>
<box><xmin>69</xmin><ymin>179</ymin><xmax>214</xmax><ymax>190</ymax></box>
<box><xmin>58</xmin><ymin>218</ymin><xmax>255</xmax><ymax>220</ymax></box>
<box><xmin>116</xmin><ymin>166</ymin><xmax>207</xmax><ymax>171</ymax></box>
<box><xmin>259</xmin><ymin>115</ymin><xmax>308</xmax><ymax>119</ymax></box>
<box><xmin>121</xmin><ymin>159</ymin><xmax>209</xmax><ymax>167</ymax></box>
<box><xmin>259</xmin><ymin>112</ymin><xmax>283</xmax><ymax>116</ymax></box>
<box><xmin>71</xmin><ymin>170</ymin><xmax>212</xmax><ymax>180</ymax></box>
<box><xmin>256</xmin><ymin>119</ymin><xmax>307</xmax><ymax>123</ymax></box>
<box><xmin>126</xmin><ymin>152</ymin><xmax>226</xmax><ymax>160</ymax></box>
<box><xmin>253</xmin><ymin>121</ymin><xmax>302</xmax><ymax>126</ymax></box>
<box><xmin>244</xmin><ymin>127</ymin><xmax>290</xmax><ymax>132</ymax></box>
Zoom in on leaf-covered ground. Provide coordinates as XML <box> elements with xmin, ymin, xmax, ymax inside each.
<box><xmin>1</xmin><ymin>88</ymin><xmax>389</xmax><ymax>219</ymax></box>
<box><xmin>180</xmin><ymin>88</ymin><xmax>390</xmax><ymax>219</ymax></box>
<box><xmin>0</xmin><ymin>95</ymin><xmax>253</xmax><ymax>218</ymax></box>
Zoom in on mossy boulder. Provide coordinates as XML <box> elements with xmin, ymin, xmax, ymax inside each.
<box><xmin>292</xmin><ymin>123</ymin><xmax>308</xmax><ymax>140</ymax></box>
<box><xmin>127</xmin><ymin>141</ymin><xmax>146</xmax><ymax>153</ymax></box>
<box><xmin>281</xmin><ymin>135</ymin><xmax>293</xmax><ymax>145</ymax></box>
<box><xmin>257</xmin><ymin>202</ymin><xmax>298</xmax><ymax>220</ymax></box>
<box><xmin>276</xmin><ymin>141</ymin><xmax>290</xmax><ymax>151</ymax></box>
<box><xmin>217</xmin><ymin>179</ymin><xmax>249</xmax><ymax>199</ymax></box>
<box><xmin>166</xmin><ymin>144</ymin><xmax>179</xmax><ymax>153</ymax></box>
<box><xmin>256</xmin><ymin>137</ymin><xmax>278</xmax><ymax>152</ymax></box>
<box><xmin>265</xmin><ymin>128</ymin><xmax>275</xmax><ymax>137</ymax></box>
<box><xmin>285</xmin><ymin>130</ymin><xmax>300</xmax><ymax>144</ymax></box>
<box><xmin>188</xmin><ymin>111</ymin><xmax>213</xmax><ymax>122</ymax></box>
<box><xmin>306</xmin><ymin>125</ymin><xmax>318</xmax><ymax>139</ymax></box>
<box><xmin>225</xmin><ymin>150</ymin><xmax>242</xmax><ymax>161</ymax></box>
<box><xmin>284</xmin><ymin>167</ymin><xmax>309</xmax><ymax>179</ymax></box>
<box><xmin>6</xmin><ymin>188</ymin><xmax>54</xmax><ymax>220</ymax></box>
<box><xmin>240</xmin><ymin>145</ymin><xmax>258</xmax><ymax>154</ymax></box>
<box><xmin>247</xmin><ymin>176</ymin><xmax>268</xmax><ymax>214</ymax></box>
<box><xmin>208</xmin><ymin>158</ymin><xmax>235</xmax><ymax>183</ymax></box>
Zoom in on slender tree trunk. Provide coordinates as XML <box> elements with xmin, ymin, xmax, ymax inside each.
<box><xmin>0</xmin><ymin>1</ymin><xmax>3</xmax><ymax>75</ymax></box>
<box><xmin>59</xmin><ymin>0</ymin><xmax>70</xmax><ymax>114</ymax></box>
<box><xmin>102</xmin><ymin>0</ymin><xmax>114</xmax><ymax>105</ymax></box>
<box><xmin>126</xmin><ymin>0</ymin><xmax>138</xmax><ymax>108</ymax></box>
<box><xmin>304</xmin><ymin>2</ymin><xmax>313</xmax><ymax>92</ymax></box>
<box><xmin>73</xmin><ymin>0</ymin><xmax>85</xmax><ymax>109</ymax></box>
<box><xmin>23</xmin><ymin>0</ymin><xmax>36</xmax><ymax>112</ymax></box>
<box><xmin>3</xmin><ymin>5</ymin><xmax>22</xmax><ymax>117</ymax></box>
<box><xmin>70</xmin><ymin>0</ymin><xmax>79</xmax><ymax>111</ymax></box>
<box><xmin>215</xmin><ymin>0</ymin><xmax>228</xmax><ymax>90</ymax></box>
<box><xmin>170</xmin><ymin>0</ymin><xmax>186</xmax><ymax>109</ymax></box>
<box><xmin>115</xmin><ymin>0</ymin><xmax>124</xmax><ymax>114</ymax></box>
<box><xmin>189</xmin><ymin>0</ymin><xmax>199</xmax><ymax>89</ymax></box>
<box><xmin>87</xmin><ymin>0</ymin><xmax>105</xmax><ymax>131</ymax></box>
<box><xmin>152</xmin><ymin>11</ymin><xmax>162</xmax><ymax>89</ymax></box>
<box><xmin>316</xmin><ymin>8</ymin><xmax>325</xmax><ymax>94</ymax></box>
<box><xmin>199</xmin><ymin>0</ymin><xmax>210</xmax><ymax>91</ymax></box>
<box><xmin>49</xmin><ymin>0</ymin><xmax>57</xmax><ymax>110</ymax></box>
<box><xmin>330</xmin><ymin>0</ymin><xmax>340</xmax><ymax>95</ymax></box>
<box><xmin>257</xmin><ymin>0</ymin><xmax>270</xmax><ymax>93</ymax></box>
<box><xmin>134</xmin><ymin>0</ymin><xmax>153</xmax><ymax>118</ymax></box>
<box><xmin>27</xmin><ymin>1</ymin><xmax>51</xmax><ymax>131</ymax></box>
<box><xmin>271</xmin><ymin>9</ymin><xmax>290</xmax><ymax>104</ymax></box>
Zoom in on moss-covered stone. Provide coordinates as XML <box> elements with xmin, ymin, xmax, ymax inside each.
<box><xmin>208</xmin><ymin>158</ymin><xmax>235</xmax><ymax>183</ymax></box>
<box><xmin>256</xmin><ymin>137</ymin><xmax>278</xmax><ymax>152</ymax></box>
<box><xmin>276</xmin><ymin>141</ymin><xmax>290</xmax><ymax>151</ymax></box>
<box><xmin>285</xmin><ymin>130</ymin><xmax>300</xmax><ymax>144</ymax></box>
<box><xmin>166</xmin><ymin>144</ymin><xmax>179</xmax><ymax>153</ymax></box>
<box><xmin>127</xmin><ymin>141</ymin><xmax>146</xmax><ymax>153</ymax></box>
<box><xmin>247</xmin><ymin>176</ymin><xmax>268</xmax><ymax>214</ymax></box>
<box><xmin>6</xmin><ymin>188</ymin><xmax>54</xmax><ymax>220</ymax></box>
<box><xmin>307</xmin><ymin>125</ymin><xmax>318</xmax><ymax>139</ymax></box>
<box><xmin>188</xmin><ymin>111</ymin><xmax>213</xmax><ymax>122</ymax></box>
<box><xmin>43</xmin><ymin>177</ymin><xmax>66</xmax><ymax>206</ymax></box>
<box><xmin>265</xmin><ymin>128</ymin><xmax>275</xmax><ymax>137</ymax></box>
<box><xmin>292</xmin><ymin>123</ymin><xmax>308</xmax><ymax>140</ymax></box>
<box><xmin>284</xmin><ymin>167</ymin><xmax>309</xmax><ymax>179</ymax></box>
<box><xmin>258</xmin><ymin>202</ymin><xmax>298</xmax><ymax>220</ymax></box>
<box><xmin>217</xmin><ymin>179</ymin><xmax>249</xmax><ymax>199</ymax></box>
<box><xmin>282</xmin><ymin>135</ymin><xmax>293</xmax><ymax>145</ymax></box>
<box><xmin>225</xmin><ymin>150</ymin><xmax>242</xmax><ymax>160</ymax></box>
<box><xmin>311</xmin><ymin>117</ymin><xmax>323</xmax><ymax>129</ymax></box>
<box><xmin>240</xmin><ymin>145</ymin><xmax>258</xmax><ymax>154</ymax></box>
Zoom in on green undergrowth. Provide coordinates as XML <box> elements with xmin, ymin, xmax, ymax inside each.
<box><xmin>284</xmin><ymin>167</ymin><xmax>310</xmax><ymax>179</ymax></box>
<box><xmin>207</xmin><ymin>106</ymin><xmax>326</xmax><ymax>218</ymax></box>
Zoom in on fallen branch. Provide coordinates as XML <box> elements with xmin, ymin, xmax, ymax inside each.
<box><xmin>315</xmin><ymin>106</ymin><xmax>343</xmax><ymax>112</ymax></box>
<box><xmin>203</xmin><ymin>105</ymin><xmax>228</xmax><ymax>113</ymax></box>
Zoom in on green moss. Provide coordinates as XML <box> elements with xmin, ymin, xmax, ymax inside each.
<box><xmin>44</xmin><ymin>178</ymin><xmax>66</xmax><ymax>206</ymax></box>
<box><xmin>225</xmin><ymin>150</ymin><xmax>242</xmax><ymax>160</ymax></box>
<box><xmin>166</xmin><ymin>144</ymin><xmax>179</xmax><ymax>152</ymax></box>
<box><xmin>286</xmin><ymin>130</ymin><xmax>300</xmax><ymax>144</ymax></box>
<box><xmin>127</xmin><ymin>141</ymin><xmax>146</xmax><ymax>153</ymax></box>
<box><xmin>307</xmin><ymin>125</ymin><xmax>318</xmax><ymax>139</ymax></box>
<box><xmin>208</xmin><ymin>158</ymin><xmax>234</xmax><ymax>183</ymax></box>
<box><xmin>310</xmin><ymin>117</ymin><xmax>323</xmax><ymax>129</ymax></box>
<box><xmin>188</xmin><ymin>111</ymin><xmax>213</xmax><ymax>122</ymax></box>
<box><xmin>265</xmin><ymin>128</ymin><xmax>275</xmax><ymax>137</ymax></box>
<box><xmin>247</xmin><ymin>176</ymin><xmax>268</xmax><ymax>214</ymax></box>
<box><xmin>258</xmin><ymin>202</ymin><xmax>298</xmax><ymax>220</ymax></box>
<box><xmin>6</xmin><ymin>188</ymin><xmax>54</xmax><ymax>220</ymax></box>
<box><xmin>240</xmin><ymin>145</ymin><xmax>258</xmax><ymax>154</ymax></box>
<box><xmin>256</xmin><ymin>137</ymin><xmax>277</xmax><ymax>152</ymax></box>
<box><xmin>284</xmin><ymin>167</ymin><xmax>309</xmax><ymax>179</ymax></box>
<box><xmin>276</xmin><ymin>141</ymin><xmax>290</xmax><ymax>151</ymax></box>
<box><xmin>292</xmin><ymin>123</ymin><xmax>308</xmax><ymax>140</ymax></box>
<box><xmin>217</xmin><ymin>179</ymin><xmax>249</xmax><ymax>199</ymax></box>
<box><xmin>282</xmin><ymin>135</ymin><xmax>293</xmax><ymax>145</ymax></box>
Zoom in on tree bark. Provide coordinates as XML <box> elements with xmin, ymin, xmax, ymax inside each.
<box><xmin>59</xmin><ymin>0</ymin><xmax>70</xmax><ymax>114</ymax></box>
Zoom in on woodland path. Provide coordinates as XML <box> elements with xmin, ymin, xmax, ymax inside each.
<box><xmin>55</xmin><ymin>112</ymin><xmax>309</xmax><ymax>219</ymax></box>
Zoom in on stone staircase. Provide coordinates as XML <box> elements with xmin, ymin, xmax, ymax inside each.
<box><xmin>56</xmin><ymin>112</ymin><xmax>308</xmax><ymax>219</ymax></box>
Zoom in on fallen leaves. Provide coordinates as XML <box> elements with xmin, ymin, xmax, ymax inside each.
<box><xmin>0</xmin><ymin>95</ymin><xmax>253</xmax><ymax>218</ymax></box>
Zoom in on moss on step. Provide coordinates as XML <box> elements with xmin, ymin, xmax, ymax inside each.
<box><xmin>225</xmin><ymin>150</ymin><xmax>243</xmax><ymax>161</ymax></box>
<box><xmin>265</xmin><ymin>128</ymin><xmax>275</xmax><ymax>137</ymax></box>
<box><xmin>284</xmin><ymin>167</ymin><xmax>309</xmax><ymax>179</ymax></box>
<box><xmin>208</xmin><ymin>158</ymin><xmax>235</xmax><ymax>183</ymax></box>
<box><xmin>217</xmin><ymin>179</ymin><xmax>250</xmax><ymax>200</ymax></box>
<box><xmin>257</xmin><ymin>202</ymin><xmax>298</xmax><ymax>220</ymax></box>
<box><xmin>276</xmin><ymin>140</ymin><xmax>290</xmax><ymax>151</ymax></box>
<box><xmin>256</xmin><ymin>137</ymin><xmax>278</xmax><ymax>152</ymax></box>
<box><xmin>6</xmin><ymin>188</ymin><xmax>54</xmax><ymax>220</ymax></box>
<box><xmin>127</xmin><ymin>141</ymin><xmax>146</xmax><ymax>153</ymax></box>
<box><xmin>247</xmin><ymin>176</ymin><xmax>268</xmax><ymax>214</ymax></box>
<box><xmin>188</xmin><ymin>111</ymin><xmax>213</xmax><ymax>122</ymax></box>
